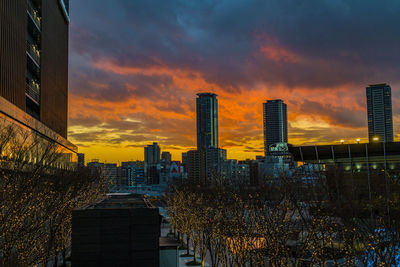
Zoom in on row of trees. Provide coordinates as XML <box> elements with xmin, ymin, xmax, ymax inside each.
<box><xmin>0</xmin><ymin>123</ymin><xmax>106</xmax><ymax>266</ymax></box>
<box><xmin>167</xmin><ymin>170</ymin><xmax>400</xmax><ymax>267</ymax></box>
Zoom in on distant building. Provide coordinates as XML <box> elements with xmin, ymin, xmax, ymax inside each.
<box><xmin>205</xmin><ymin>147</ymin><xmax>226</xmax><ymax>179</ymax></box>
<box><xmin>147</xmin><ymin>165</ymin><xmax>160</xmax><ymax>185</ymax></box>
<box><xmin>87</xmin><ymin>160</ymin><xmax>104</xmax><ymax>175</ymax></box>
<box><xmin>181</xmin><ymin>152</ymin><xmax>188</xmax><ymax>171</ymax></box>
<box><xmin>77</xmin><ymin>153</ymin><xmax>85</xmax><ymax>167</ymax></box>
<box><xmin>196</xmin><ymin>93</ymin><xmax>218</xmax><ymax>150</ymax></box>
<box><xmin>104</xmin><ymin>163</ymin><xmax>118</xmax><ymax>189</ymax></box>
<box><xmin>263</xmin><ymin>99</ymin><xmax>288</xmax><ymax>155</ymax></box>
<box><xmin>144</xmin><ymin>143</ymin><xmax>161</xmax><ymax>184</ymax></box>
<box><xmin>120</xmin><ymin>161</ymin><xmax>145</xmax><ymax>186</ymax></box>
<box><xmin>367</xmin><ymin>83</ymin><xmax>393</xmax><ymax>142</ymax></box>
<box><xmin>121</xmin><ymin>162</ymin><xmax>136</xmax><ymax>186</ymax></box>
<box><xmin>258</xmin><ymin>142</ymin><xmax>294</xmax><ymax>179</ymax></box>
<box><xmin>237</xmin><ymin>163</ymin><xmax>250</xmax><ymax>184</ymax></box>
<box><xmin>222</xmin><ymin>159</ymin><xmax>239</xmax><ymax>182</ymax></box>
<box><xmin>186</xmin><ymin>150</ymin><xmax>206</xmax><ymax>184</ymax></box>
<box><xmin>161</xmin><ymin>152</ymin><xmax>171</xmax><ymax>165</ymax></box>
<box><xmin>238</xmin><ymin>159</ymin><xmax>259</xmax><ymax>185</ymax></box>
<box><xmin>135</xmin><ymin>167</ymin><xmax>145</xmax><ymax>184</ymax></box>
<box><xmin>72</xmin><ymin>194</ymin><xmax>160</xmax><ymax>267</ymax></box>
<box><xmin>145</xmin><ymin>142</ymin><xmax>160</xmax><ymax>165</ymax></box>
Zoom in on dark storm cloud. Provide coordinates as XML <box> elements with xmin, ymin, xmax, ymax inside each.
<box><xmin>70</xmin><ymin>0</ymin><xmax>400</xmax><ymax>92</ymax></box>
<box><xmin>298</xmin><ymin>99</ymin><xmax>366</xmax><ymax>129</ymax></box>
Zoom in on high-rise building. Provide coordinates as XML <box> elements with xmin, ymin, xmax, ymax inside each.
<box><xmin>0</xmin><ymin>0</ymin><xmax>76</xmax><ymax>159</ymax></box>
<box><xmin>144</xmin><ymin>142</ymin><xmax>160</xmax><ymax>184</ymax></box>
<box><xmin>144</xmin><ymin>142</ymin><xmax>160</xmax><ymax>166</ymax></box>
<box><xmin>367</xmin><ymin>83</ymin><xmax>394</xmax><ymax>143</ymax></box>
<box><xmin>103</xmin><ymin>163</ymin><xmax>118</xmax><ymax>188</ymax></box>
<box><xmin>263</xmin><ymin>99</ymin><xmax>288</xmax><ymax>155</ymax></box>
<box><xmin>196</xmin><ymin>93</ymin><xmax>218</xmax><ymax>150</ymax></box>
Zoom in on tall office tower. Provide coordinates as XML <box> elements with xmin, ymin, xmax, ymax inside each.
<box><xmin>263</xmin><ymin>99</ymin><xmax>288</xmax><ymax>155</ymax></box>
<box><xmin>144</xmin><ymin>142</ymin><xmax>160</xmax><ymax>184</ymax></box>
<box><xmin>196</xmin><ymin>93</ymin><xmax>218</xmax><ymax>150</ymax></box>
<box><xmin>144</xmin><ymin>142</ymin><xmax>161</xmax><ymax>166</ymax></box>
<box><xmin>367</xmin><ymin>83</ymin><xmax>394</xmax><ymax>143</ymax></box>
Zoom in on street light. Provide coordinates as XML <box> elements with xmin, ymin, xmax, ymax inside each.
<box><xmin>340</xmin><ymin>139</ymin><xmax>345</xmax><ymax>144</ymax></box>
<box><xmin>373</xmin><ymin>136</ymin><xmax>380</xmax><ymax>142</ymax></box>
<box><xmin>356</xmin><ymin>138</ymin><xmax>360</xmax><ymax>144</ymax></box>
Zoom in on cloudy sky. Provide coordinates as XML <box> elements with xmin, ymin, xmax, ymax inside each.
<box><xmin>67</xmin><ymin>0</ymin><xmax>400</xmax><ymax>163</ymax></box>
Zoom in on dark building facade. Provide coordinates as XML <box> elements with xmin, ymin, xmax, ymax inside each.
<box><xmin>366</xmin><ymin>83</ymin><xmax>393</xmax><ymax>143</ymax></box>
<box><xmin>77</xmin><ymin>153</ymin><xmax>85</xmax><ymax>167</ymax></box>
<box><xmin>187</xmin><ymin>150</ymin><xmax>206</xmax><ymax>184</ymax></box>
<box><xmin>205</xmin><ymin>147</ymin><xmax>226</xmax><ymax>179</ymax></box>
<box><xmin>263</xmin><ymin>99</ymin><xmax>288</xmax><ymax>155</ymax></box>
<box><xmin>0</xmin><ymin>0</ymin><xmax>70</xmax><ymax>138</ymax></box>
<box><xmin>72</xmin><ymin>194</ymin><xmax>160</xmax><ymax>267</ymax></box>
<box><xmin>196</xmin><ymin>93</ymin><xmax>218</xmax><ymax>150</ymax></box>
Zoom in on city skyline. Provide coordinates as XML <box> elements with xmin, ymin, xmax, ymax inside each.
<box><xmin>67</xmin><ymin>0</ymin><xmax>400</xmax><ymax>163</ymax></box>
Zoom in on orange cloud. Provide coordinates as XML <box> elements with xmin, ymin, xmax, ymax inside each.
<box><xmin>68</xmin><ymin>58</ymin><xmax>377</xmax><ymax>163</ymax></box>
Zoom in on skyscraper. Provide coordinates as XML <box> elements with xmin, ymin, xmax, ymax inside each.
<box><xmin>144</xmin><ymin>142</ymin><xmax>160</xmax><ymax>166</ymax></box>
<box><xmin>263</xmin><ymin>99</ymin><xmax>288</xmax><ymax>155</ymax></box>
<box><xmin>144</xmin><ymin>142</ymin><xmax>160</xmax><ymax>184</ymax></box>
<box><xmin>196</xmin><ymin>93</ymin><xmax>218</xmax><ymax>150</ymax></box>
<box><xmin>367</xmin><ymin>83</ymin><xmax>394</xmax><ymax>143</ymax></box>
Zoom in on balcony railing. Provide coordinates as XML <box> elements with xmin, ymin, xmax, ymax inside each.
<box><xmin>27</xmin><ymin>0</ymin><xmax>41</xmax><ymax>30</ymax></box>
<box><xmin>26</xmin><ymin>41</ymin><xmax>40</xmax><ymax>66</ymax></box>
<box><xmin>26</xmin><ymin>82</ymin><xmax>40</xmax><ymax>104</ymax></box>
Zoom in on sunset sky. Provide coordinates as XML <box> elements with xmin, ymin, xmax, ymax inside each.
<box><xmin>67</xmin><ymin>0</ymin><xmax>400</xmax><ymax>163</ymax></box>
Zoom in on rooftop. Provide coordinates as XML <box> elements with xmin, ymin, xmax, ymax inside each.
<box><xmin>368</xmin><ymin>83</ymin><xmax>389</xmax><ymax>87</ymax></box>
<box><xmin>80</xmin><ymin>193</ymin><xmax>154</xmax><ymax>210</ymax></box>
<box><xmin>197</xmin><ymin>92</ymin><xmax>217</xmax><ymax>97</ymax></box>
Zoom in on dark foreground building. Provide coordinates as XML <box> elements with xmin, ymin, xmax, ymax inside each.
<box><xmin>0</xmin><ymin>0</ymin><xmax>76</xmax><ymax>161</ymax></box>
<box><xmin>0</xmin><ymin>0</ymin><xmax>70</xmax><ymax>137</ymax></box>
<box><xmin>72</xmin><ymin>194</ymin><xmax>160</xmax><ymax>267</ymax></box>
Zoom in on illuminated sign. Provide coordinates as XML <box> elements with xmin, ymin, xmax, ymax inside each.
<box><xmin>269</xmin><ymin>142</ymin><xmax>288</xmax><ymax>152</ymax></box>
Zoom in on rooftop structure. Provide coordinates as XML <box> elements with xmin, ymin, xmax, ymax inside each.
<box><xmin>72</xmin><ymin>194</ymin><xmax>160</xmax><ymax>267</ymax></box>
